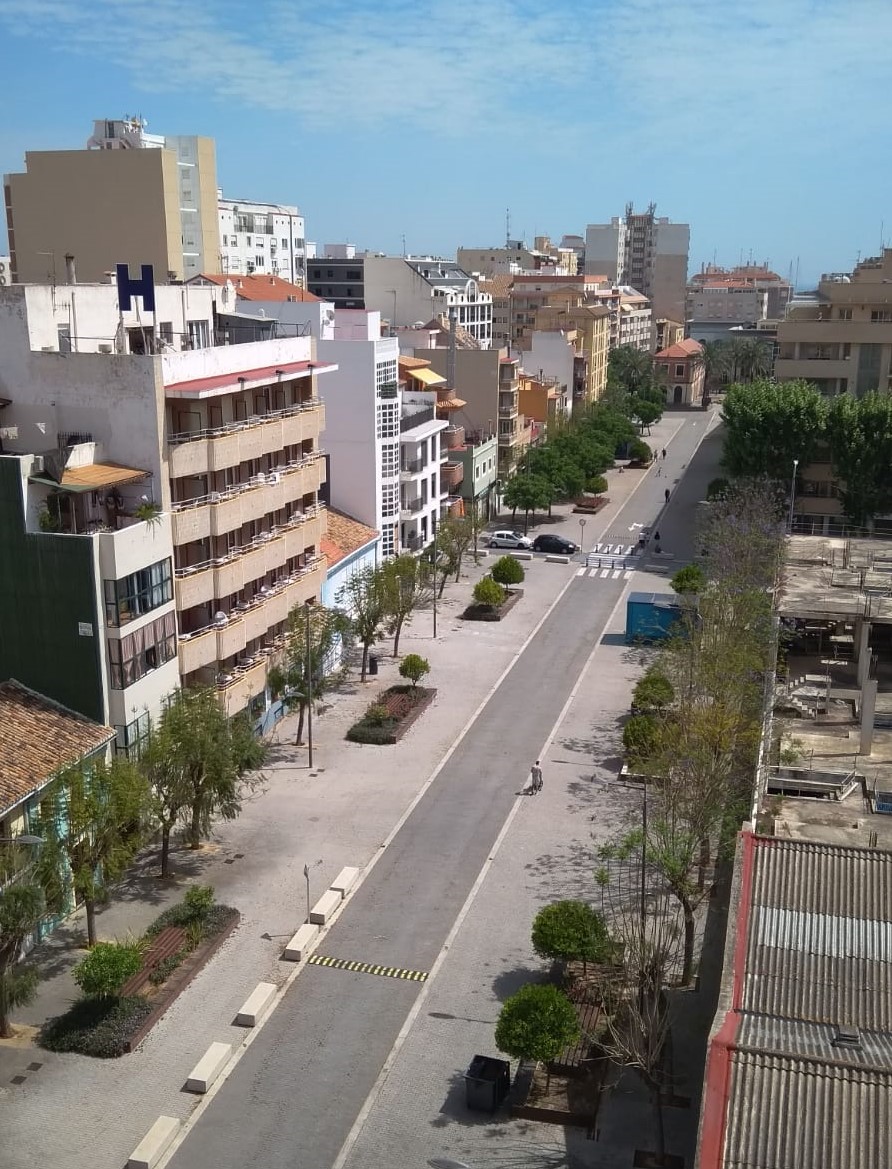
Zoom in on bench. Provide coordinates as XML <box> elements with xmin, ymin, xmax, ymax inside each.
<box><xmin>544</xmin><ymin>555</ymin><xmax>571</xmax><ymax>564</ymax></box>
<box><xmin>330</xmin><ymin>866</ymin><xmax>360</xmax><ymax>898</ymax></box>
<box><xmin>120</xmin><ymin>926</ymin><xmax>187</xmax><ymax>997</ymax></box>
<box><xmin>235</xmin><ymin>981</ymin><xmax>277</xmax><ymax>1027</ymax></box>
<box><xmin>127</xmin><ymin>1115</ymin><xmax>180</xmax><ymax>1169</ymax></box>
<box><xmin>185</xmin><ymin>1042</ymin><xmax>231</xmax><ymax>1093</ymax></box>
<box><xmin>282</xmin><ymin>923</ymin><xmax>319</xmax><ymax>962</ymax></box>
<box><xmin>310</xmin><ymin>889</ymin><xmax>341</xmax><ymax>925</ymax></box>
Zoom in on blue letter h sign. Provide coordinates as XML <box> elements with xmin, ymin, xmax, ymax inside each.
<box><xmin>116</xmin><ymin>264</ymin><xmax>156</xmax><ymax>312</ymax></box>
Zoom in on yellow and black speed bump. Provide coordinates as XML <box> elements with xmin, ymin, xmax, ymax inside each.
<box><xmin>308</xmin><ymin>954</ymin><xmax>428</xmax><ymax>982</ymax></box>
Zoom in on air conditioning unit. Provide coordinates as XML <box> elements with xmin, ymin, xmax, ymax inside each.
<box><xmin>268</xmin><ymin>472</ymin><xmax>282</xmax><ymax>485</ymax></box>
<box><xmin>98</xmin><ymin>344</ymin><xmax>112</xmax><ymax>354</ymax></box>
<box><xmin>31</xmin><ymin>455</ymin><xmax>45</xmax><ymax>474</ymax></box>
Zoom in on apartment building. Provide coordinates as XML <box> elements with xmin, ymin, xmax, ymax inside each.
<box><xmin>523</xmin><ymin>293</ymin><xmax>610</xmax><ymax>407</ymax></box>
<box><xmin>585</xmin><ymin>203</ymin><xmax>689</xmax><ymax>324</ymax></box>
<box><xmin>0</xmin><ymin>278</ymin><xmax>331</xmax><ymax>742</ymax></box>
<box><xmin>655</xmin><ymin>318</ymin><xmax>685</xmax><ymax>352</ymax></box>
<box><xmin>398</xmin><ymin>367</ymin><xmax>448</xmax><ymax>551</ymax></box>
<box><xmin>686</xmin><ymin>263</ymin><xmax>790</xmax><ymax>343</ymax></box>
<box><xmin>363</xmin><ymin>256</ymin><xmax>493</xmax><ymax>348</ymax></box>
<box><xmin>479</xmin><ymin>274</ymin><xmax>513</xmax><ymax>349</ymax></box>
<box><xmin>653</xmin><ymin>338</ymin><xmax>705</xmax><ymax>406</ymax></box>
<box><xmin>4</xmin><ymin>118</ymin><xmax>219</xmax><ymax>284</ymax></box>
<box><xmin>306</xmin><ymin>246</ymin><xmax>365</xmax><ymax>308</ymax></box>
<box><xmin>775</xmin><ymin>250</ymin><xmax>892</xmax><ymax>397</ymax></box>
<box><xmin>457</xmin><ymin>236</ymin><xmax>576</xmax><ymax>278</ymax></box>
<box><xmin>218</xmin><ymin>196</ymin><xmax>306</xmax><ymax>285</ymax></box>
<box><xmin>509</xmin><ymin>275</ymin><xmax>608</xmax><ymax>349</ymax></box>
<box><xmin>689</xmin><ymin>262</ymin><xmax>791</xmax><ymax>321</ymax></box>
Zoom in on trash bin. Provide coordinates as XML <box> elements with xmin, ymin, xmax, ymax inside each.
<box><xmin>368</xmin><ymin>654</ymin><xmax>379</xmax><ymax>676</ymax></box>
<box><xmin>464</xmin><ymin>1054</ymin><xmax>511</xmax><ymax>1112</ymax></box>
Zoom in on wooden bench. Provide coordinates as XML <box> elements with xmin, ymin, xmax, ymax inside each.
<box><xmin>120</xmin><ymin>926</ymin><xmax>187</xmax><ymax>997</ymax></box>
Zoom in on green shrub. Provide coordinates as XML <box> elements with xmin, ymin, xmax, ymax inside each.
<box><xmin>671</xmin><ymin>564</ymin><xmax>706</xmax><ymax>596</ymax></box>
<box><xmin>632</xmin><ymin>669</ymin><xmax>675</xmax><ymax>714</ymax></box>
<box><xmin>491</xmin><ymin>556</ymin><xmax>524</xmax><ymax>585</ymax></box>
<box><xmin>148</xmin><ymin>951</ymin><xmax>186</xmax><ymax>986</ymax></box>
<box><xmin>145</xmin><ymin>900</ymin><xmax>236</xmax><ymax>941</ymax></box>
<box><xmin>623</xmin><ymin>714</ymin><xmax>661</xmax><ymax>767</ymax></box>
<box><xmin>346</xmin><ymin>722</ymin><xmax>398</xmax><ymax>745</ymax></box>
<box><xmin>495</xmin><ymin>983</ymin><xmax>579</xmax><ymax>1064</ymax></box>
<box><xmin>473</xmin><ymin>577</ymin><xmax>506</xmax><ymax>607</ymax></box>
<box><xmin>531</xmin><ymin>900</ymin><xmax>611</xmax><ymax>970</ymax></box>
<box><xmin>365</xmin><ymin>703</ymin><xmax>391</xmax><ymax>727</ymax></box>
<box><xmin>73</xmin><ymin>942</ymin><xmax>143</xmax><ymax>1000</ymax></box>
<box><xmin>39</xmin><ymin>995</ymin><xmax>152</xmax><ymax>1058</ymax></box>
<box><xmin>586</xmin><ymin>475</ymin><xmax>609</xmax><ymax>495</ymax></box>
<box><xmin>628</xmin><ymin>437</ymin><xmax>652</xmax><ymax>464</ymax></box>
<box><xmin>399</xmin><ymin>653</ymin><xmax>431</xmax><ymax>688</ymax></box>
<box><xmin>183</xmin><ymin>884</ymin><xmax>215</xmax><ymax>921</ymax></box>
<box><xmin>706</xmin><ymin>477</ymin><xmax>729</xmax><ymax>500</ymax></box>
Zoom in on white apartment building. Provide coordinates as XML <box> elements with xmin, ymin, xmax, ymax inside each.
<box><xmin>218</xmin><ymin>196</ymin><xmax>306</xmax><ymax>285</ymax></box>
<box><xmin>0</xmin><ymin>279</ymin><xmax>332</xmax><ymax>743</ymax></box>
<box><xmin>399</xmin><ymin>394</ymin><xmax>448</xmax><ymax>553</ymax></box>
<box><xmin>363</xmin><ymin>256</ymin><xmax>493</xmax><ymax>348</ymax></box>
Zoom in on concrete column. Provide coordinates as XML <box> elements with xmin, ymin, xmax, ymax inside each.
<box><xmin>860</xmin><ymin>679</ymin><xmax>878</xmax><ymax>757</ymax></box>
<box><xmin>856</xmin><ymin>620</ymin><xmax>871</xmax><ymax>687</ymax></box>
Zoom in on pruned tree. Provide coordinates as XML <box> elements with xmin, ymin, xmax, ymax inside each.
<box><xmin>139</xmin><ymin>719</ymin><xmax>189</xmax><ymax>880</ymax></box>
<box><xmin>434</xmin><ymin>515</ymin><xmax>473</xmax><ymax>594</ymax></box>
<box><xmin>670</xmin><ymin>564</ymin><xmax>705</xmax><ymax>597</ymax></box>
<box><xmin>338</xmin><ymin>564</ymin><xmax>389</xmax><ymax>681</ymax></box>
<box><xmin>42</xmin><ymin>757</ymin><xmax>150</xmax><ymax>946</ymax></box>
<box><xmin>268</xmin><ymin>602</ymin><xmax>350</xmax><ymax>742</ymax></box>
<box><xmin>398</xmin><ymin>653</ymin><xmax>430</xmax><ymax>688</ymax></box>
<box><xmin>73</xmin><ymin>941</ymin><xmax>142</xmax><ymax>999</ymax></box>
<box><xmin>631</xmin><ymin>668</ymin><xmax>674</xmax><ymax>716</ymax></box>
<box><xmin>502</xmin><ymin>474</ymin><xmax>552</xmax><ymax>533</ymax></box>
<box><xmin>531</xmin><ymin>900</ymin><xmax>610</xmax><ymax>975</ymax></box>
<box><xmin>495</xmin><ymin>983</ymin><xmax>580</xmax><ymax>1089</ymax></box>
<box><xmin>381</xmin><ymin>554</ymin><xmax>432</xmax><ymax>655</ymax></box>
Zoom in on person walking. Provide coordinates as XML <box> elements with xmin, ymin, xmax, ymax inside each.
<box><xmin>661</xmin><ymin>448</ymin><xmax>667</xmax><ymax>460</ymax></box>
<box><xmin>530</xmin><ymin>760</ymin><xmax>543</xmax><ymax>794</ymax></box>
<box><xmin>664</xmin><ymin>488</ymin><xmax>670</xmax><ymax>503</ymax></box>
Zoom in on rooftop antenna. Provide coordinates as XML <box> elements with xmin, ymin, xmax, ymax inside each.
<box><xmin>505</xmin><ymin>207</ymin><xmax>511</xmax><ymax>249</ymax></box>
<box><xmin>401</xmin><ymin>234</ymin><xmax>407</xmax><ymax>258</ymax></box>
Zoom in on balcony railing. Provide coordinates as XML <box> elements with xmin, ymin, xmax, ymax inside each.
<box><xmin>400</xmin><ymin>405</ymin><xmax>436</xmax><ymax>432</ymax></box>
<box><xmin>170</xmin><ymin>452</ymin><xmax>324</xmax><ymax>512</ymax></box>
<box><xmin>401</xmin><ymin>497</ymin><xmax>424</xmax><ymax>515</ymax></box>
<box><xmin>174</xmin><ymin>504</ymin><xmax>324</xmax><ymax>580</ymax></box>
<box><xmin>443</xmin><ymin>425</ymin><xmax>465</xmax><ymax>451</ymax></box>
<box><xmin>401</xmin><ymin>457</ymin><xmax>426</xmax><ymax>475</ymax></box>
<box><xmin>168</xmin><ymin>398</ymin><xmax>321</xmax><ymax>446</ymax></box>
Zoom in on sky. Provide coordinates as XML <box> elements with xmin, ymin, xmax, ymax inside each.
<box><xmin>0</xmin><ymin>0</ymin><xmax>889</xmax><ymax>286</ymax></box>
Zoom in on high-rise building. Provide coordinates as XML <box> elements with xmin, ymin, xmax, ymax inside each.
<box><xmin>218</xmin><ymin>196</ymin><xmax>306</xmax><ymax>285</ymax></box>
<box><xmin>4</xmin><ymin>118</ymin><xmax>220</xmax><ymax>284</ymax></box>
<box><xmin>585</xmin><ymin>203</ymin><xmax>689</xmax><ymax>326</ymax></box>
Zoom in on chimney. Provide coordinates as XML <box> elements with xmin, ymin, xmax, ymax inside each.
<box><xmin>64</xmin><ymin>254</ymin><xmax>77</xmax><ymax>285</ymax></box>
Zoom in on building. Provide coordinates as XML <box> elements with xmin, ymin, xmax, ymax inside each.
<box><xmin>653</xmin><ymin>338</ymin><xmax>705</xmax><ymax>405</ymax></box>
<box><xmin>479</xmin><ymin>274</ymin><xmax>513</xmax><ymax>349</ymax></box>
<box><xmin>0</xmin><ymin>255</ymin><xmax>11</xmax><ymax>287</ymax></box>
<box><xmin>453</xmin><ymin>430</ymin><xmax>499</xmax><ymax>519</ymax></box>
<box><xmin>518</xmin><ymin>369</ymin><xmax>569</xmax><ymax>428</ymax></box>
<box><xmin>585</xmin><ymin>203</ymin><xmax>689</xmax><ymax>324</ymax></box>
<box><xmin>655</xmin><ymin>318</ymin><xmax>685</xmax><ymax>352</ymax></box>
<box><xmin>696</xmin><ymin>828</ymin><xmax>892</xmax><ymax>1169</ymax></box>
<box><xmin>509</xmin><ymin>274</ymin><xmax>608</xmax><ymax>349</ymax></box>
<box><xmin>190</xmin><ymin>273</ymin><xmax>325</xmax><ymax>343</ymax></box>
<box><xmin>457</xmin><ymin>236</ymin><xmax>576</xmax><ymax>279</ymax></box>
<box><xmin>4</xmin><ymin>118</ymin><xmax>219</xmax><ymax>284</ymax></box>
<box><xmin>398</xmin><ymin>373</ymin><xmax>448</xmax><ymax>553</ymax></box>
<box><xmin>218</xmin><ymin>196</ymin><xmax>306</xmax><ymax>285</ymax></box>
<box><xmin>686</xmin><ymin>264</ymin><xmax>790</xmax><ymax>344</ymax></box>
<box><xmin>321</xmin><ymin>509</ymin><xmax>379</xmax><ymax>667</ymax></box>
<box><xmin>689</xmin><ymin>263</ymin><xmax>791</xmax><ymax>321</ymax></box>
<box><xmin>0</xmin><ymin>278</ymin><xmax>331</xmax><ymax>738</ymax></box>
<box><xmin>363</xmin><ymin>256</ymin><xmax>493</xmax><ymax>348</ymax></box>
<box><xmin>524</xmin><ymin>293</ymin><xmax>611</xmax><ymax>407</ymax></box>
<box><xmin>775</xmin><ymin>250</ymin><xmax>892</xmax><ymax>397</ymax></box>
<box><xmin>305</xmin><ymin>246</ymin><xmax>365</xmax><ymax>308</ymax></box>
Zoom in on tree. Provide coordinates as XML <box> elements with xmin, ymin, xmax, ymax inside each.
<box><xmin>398</xmin><ymin>653</ymin><xmax>430</xmax><ymax>688</ymax></box>
<box><xmin>721</xmin><ymin>379</ymin><xmax>826</xmax><ymax>481</ymax></box>
<box><xmin>632</xmin><ymin>669</ymin><xmax>674</xmax><ymax>715</ymax></box>
<box><xmin>435</xmin><ymin>515</ymin><xmax>474</xmax><ymax>594</ymax></box>
<box><xmin>43</xmin><ymin>757</ymin><xmax>150</xmax><ymax>946</ymax></box>
<box><xmin>338</xmin><ymin>564</ymin><xmax>389</xmax><ymax>681</ymax></box>
<box><xmin>531</xmin><ymin>900</ymin><xmax>610</xmax><ymax>974</ymax></box>
<box><xmin>828</xmin><ymin>392</ymin><xmax>892</xmax><ymax>526</ymax></box>
<box><xmin>628</xmin><ymin>438</ymin><xmax>653</xmax><ymax>465</ymax></box>
<box><xmin>268</xmin><ymin>603</ymin><xmax>350</xmax><ymax>742</ymax></box>
<box><xmin>138</xmin><ymin>687</ymin><xmax>266</xmax><ymax>863</ymax></box>
<box><xmin>698</xmin><ymin>340</ymin><xmax>731</xmax><ymax>395</ymax></box>
<box><xmin>670</xmin><ymin>564</ymin><xmax>706</xmax><ymax>596</ymax></box>
<box><xmin>380</xmin><ymin>554</ymin><xmax>432</xmax><ymax>656</ymax></box>
<box><xmin>727</xmin><ymin>336</ymin><xmax>772</xmax><ymax>383</ymax></box>
<box><xmin>623</xmin><ymin>715</ymin><xmax>662</xmax><ymax>770</ymax></box>
<box><xmin>587</xmin><ymin>474</ymin><xmax>608</xmax><ymax>495</ymax></box>
<box><xmin>473</xmin><ymin>577</ymin><xmax>505</xmax><ymax>607</ymax></box>
<box><xmin>495</xmin><ymin>983</ymin><xmax>579</xmax><ymax>1087</ymax></box>
<box><xmin>0</xmin><ymin>840</ymin><xmax>63</xmax><ymax>1037</ymax></box>
<box><xmin>491</xmin><ymin>555</ymin><xmax>525</xmax><ymax>585</ymax></box>
<box><xmin>502</xmin><ymin>474</ymin><xmax>552</xmax><ymax>532</ymax></box>
<box><xmin>609</xmin><ymin>345</ymin><xmax>657</xmax><ymax>396</ymax></box>
<box><xmin>631</xmin><ymin>398</ymin><xmax>661</xmax><ymax>430</ymax></box>
<box><xmin>73</xmin><ymin>941</ymin><xmax>142</xmax><ymax>999</ymax></box>
<box><xmin>139</xmin><ymin>719</ymin><xmax>190</xmax><ymax>880</ymax></box>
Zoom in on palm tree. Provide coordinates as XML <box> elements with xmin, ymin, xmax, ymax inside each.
<box><xmin>697</xmin><ymin>340</ymin><xmax>731</xmax><ymax>394</ymax></box>
<box><xmin>609</xmin><ymin>345</ymin><xmax>655</xmax><ymax>395</ymax></box>
<box><xmin>727</xmin><ymin>336</ymin><xmax>772</xmax><ymax>383</ymax></box>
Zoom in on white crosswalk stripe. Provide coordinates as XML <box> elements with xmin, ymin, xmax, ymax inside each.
<box><xmin>576</xmin><ymin>565</ymin><xmax>638</xmax><ymax>587</ymax></box>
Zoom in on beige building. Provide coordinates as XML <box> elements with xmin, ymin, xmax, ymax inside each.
<box><xmin>653</xmin><ymin>338</ymin><xmax>705</xmax><ymax>406</ymax></box>
<box><xmin>585</xmin><ymin>203</ymin><xmax>689</xmax><ymax>324</ymax></box>
<box><xmin>524</xmin><ymin>293</ymin><xmax>610</xmax><ymax>407</ymax></box>
<box><xmin>457</xmin><ymin>236</ymin><xmax>576</xmax><ymax>279</ymax></box>
<box><xmin>4</xmin><ymin>118</ymin><xmax>220</xmax><ymax>284</ymax></box>
<box><xmin>776</xmin><ymin>250</ymin><xmax>892</xmax><ymax>396</ymax></box>
<box><xmin>655</xmin><ymin>318</ymin><xmax>685</xmax><ymax>352</ymax></box>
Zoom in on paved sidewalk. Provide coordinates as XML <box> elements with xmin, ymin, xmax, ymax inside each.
<box><xmin>0</xmin><ymin>411</ymin><xmax>695</xmax><ymax>1169</ymax></box>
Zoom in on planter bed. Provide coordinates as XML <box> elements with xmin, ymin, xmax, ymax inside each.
<box><xmin>39</xmin><ymin>901</ymin><xmax>239</xmax><ymax>1058</ymax></box>
<box><xmin>346</xmin><ymin>685</ymin><xmax>437</xmax><ymax>745</ymax></box>
<box><xmin>572</xmin><ymin>496</ymin><xmax>609</xmax><ymax>515</ymax></box>
<box><xmin>461</xmin><ymin>587</ymin><xmax>523</xmax><ymax>622</ymax></box>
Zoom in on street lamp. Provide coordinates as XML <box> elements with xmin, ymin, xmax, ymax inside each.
<box><xmin>304</xmin><ymin>600</ymin><xmax>314</xmax><ymax>769</ymax></box>
<box><xmin>788</xmin><ymin>458</ymin><xmax>800</xmax><ymax>533</ymax></box>
<box><xmin>579</xmin><ymin>516</ymin><xmax>587</xmax><ymax>550</ymax></box>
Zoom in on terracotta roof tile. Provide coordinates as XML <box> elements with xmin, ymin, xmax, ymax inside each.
<box><xmin>195</xmin><ymin>273</ymin><xmax>321</xmax><ymax>302</ymax></box>
<box><xmin>654</xmin><ymin>338</ymin><xmax>703</xmax><ymax>359</ymax></box>
<box><xmin>0</xmin><ymin>681</ymin><xmax>115</xmax><ymax>816</ymax></box>
<box><xmin>324</xmin><ymin>510</ymin><xmax>378</xmax><ymax>569</ymax></box>
<box><xmin>479</xmin><ymin>274</ymin><xmax>514</xmax><ymax>298</ymax></box>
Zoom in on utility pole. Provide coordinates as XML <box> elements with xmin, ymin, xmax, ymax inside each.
<box><xmin>305</xmin><ymin>600</ymin><xmax>314</xmax><ymax>768</ymax></box>
<box><xmin>432</xmin><ymin>517</ymin><xmax>438</xmax><ymax>639</ymax></box>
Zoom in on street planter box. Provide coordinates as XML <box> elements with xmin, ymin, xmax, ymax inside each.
<box><xmin>346</xmin><ymin>686</ymin><xmax>437</xmax><ymax>745</ymax></box>
<box><xmin>572</xmin><ymin>496</ymin><xmax>608</xmax><ymax>515</ymax></box>
<box><xmin>461</xmin><ymin>588</ymin><xmax>523</xmax><ymax>622</ymax></box>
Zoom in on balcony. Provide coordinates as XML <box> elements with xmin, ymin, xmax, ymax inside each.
<box><xmin>216</xmin><ymin>659</ymin><xmax>272</xmax><ymax>718</ymax></box>
<box><xmin>498</xmin><ymin>401</ymin><xmax>519</xmax><ymax>417</ymax></box>
<box><xmin>400</xmin><ymin>405</ymin><xmax>436</xmax><ymax>433</ymax></box>
<box><xmin>170</xmin><ymin>455</ymin><xmax>325</xmax><ymax>544</ymax></box>
<box><xmin>498</xmin><ymin>429</ymin><xmax>518</xmax><ymax>447</ymax></box>
<box><xmin>400</xmin><ymin>496</ymin><xmax>424</xmax><ymax>519</ymax></box>
<box><xmin>168</xmin><ymin>400</ymin><xmax>324</xmax><ymax>479</ymax></box>
<box><xmin>443</xmin><ymin>425</ymin><xmax>465</xmax><ymax>451</ymax></box>
<box><xmin>442</xmin><ymin>462</ymin><xmax>464</xmax><ymax>492</ymax></box>
<box><xmin>400</xmin><ymin>456</ymin><xmax>427</xmax><ymax>479</ymax></box>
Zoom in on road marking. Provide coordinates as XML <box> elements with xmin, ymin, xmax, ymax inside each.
<box><xmin>600</xmin><ymin>568</ymin><xmax>610</xmax><ymax>578</ymax></box>
<box><xmin>576</xmin><ymin>566</ymin><xmax>586</xmax><ymax>577</ymax></box>
<box><xmin>612</xmin><ymin>569</ymin><xmax>622</xmax><ymax>579</ymax></box>
<box><xmin>625</xmin><ymin>570</ymin><xmax>634</xmax><ymax>579</ymax></box>
<box><xmin>308</xmin><ymin>955</ymin><xmax>428</xmax><ymax>983</ymax></box>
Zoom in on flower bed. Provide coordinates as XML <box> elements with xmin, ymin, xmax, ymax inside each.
<box><xmin>461</xmin><ymin>587</ymin><xmax>523</xmax><ymax>622</ymax></box>
<box><xmin>38</xmin><ymin>889</ymin><xmax>239</xmax><ymax>1058</ymax></box>
<box><xmin>346</xmin><ymin>685</ymin><xmax>436</xmax><ymax>745</ymax></box>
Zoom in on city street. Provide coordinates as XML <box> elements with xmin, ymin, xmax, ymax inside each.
<box><xmin>165</xmin><ymin>410</ymin><xmax>721</xmax><ymax>1169</ymax></box>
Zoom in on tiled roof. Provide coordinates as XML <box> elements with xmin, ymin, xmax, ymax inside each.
<box><xmin>0</xmin><ymin>681</ymin><xmax>115</xmax><ymax>816</ymax></box>
<box><xmin>479</xmin><ymin>274</ymin><xmax>513</xmax><ymax>299</ymax></box>
<box><xmin>324</xmin><ymin>510</ymin><xmax>378</xmax><ymax>569</ymax></box>
<box><xmin>654</xmin><ymin>338</ymin><xmax>702</xmax><ymax>359</ymax></box>
<box><xmin>398</xmin><ymin>355</ymin><xmax>432</xmax><ymax>370</ymax></box>
<box><xmin>195</xmin><ymin>273</ymin><xmax>321</xmax><ymax>302</ymax></box>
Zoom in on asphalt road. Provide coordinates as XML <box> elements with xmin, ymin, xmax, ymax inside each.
<box><xmin>168</xmin><ymin>412</ymin><xmax>720</xmax><ymax>1169</ymax></box>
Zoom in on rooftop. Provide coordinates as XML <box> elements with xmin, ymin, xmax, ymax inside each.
<box><xmin>779</xmin><ymin>535</ymin><xmax>892</xmax><ymax>622</ymax></box>
<box><xmin>699</xmin><ymin>829</ymin><xmax>892</xmax><ymax>1169</ymax></box>
<box><xmin>31</xmin><ymin>458</ymin><xmax>150</xmax><ymax>494</ymax></box>
<box><xmin>654</xmin><ymin>338</ymin><xmax>703</xmax><ymax>359</ymax></box>
<box><xmin>323</xmin><ymin>509</ymin><xmax>378</xmax><ymax>569</ymax></box>
<box><xmin>193</xmin><ymin>273</ymin><xmax>320</xmax><ymax>302</ymax></box>
<box><xmin>0</xmin><ymin>680</ymin><xmax>115</xmax><ymax>816</ymax></box>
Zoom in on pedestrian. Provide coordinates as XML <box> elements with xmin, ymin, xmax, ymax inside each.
<box><xmin>661</xmin><ymin>448</ymin><xmax>667</xmax><ymax>460</ymax></box>
<box><xmin>656</xmin><ymin>465</ymin><xmax>661</xmax><ymax>477</ymax></box>
<box><xmin>653</xmin><ymin>530</ymin><xmax>661</xmax><ymax>543</ymax></box>
<box><xmin>664</xmin><ymin>488</ymin><xmax>670</xmax><ymax>503</ymax></box>
<box><xmin>530</xmin><ymin>760</ymin><xmax>543</xmax><ymax>794</ymax></box>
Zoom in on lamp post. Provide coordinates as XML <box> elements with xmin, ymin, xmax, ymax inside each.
<box><xmin>788</xmin><ymin>458</ymin><xmax>800</xmax><ymax>533</ymax></box>
<box><xmin>579</xmin><ymin>516</ymin><xmax>587</xmax><ymax>551</ymax></box>
<box><xmin>432</xmin><ymin>516</ymin><xmax>438</xmax><ymax>640</ymax></box>
<box><xmin>304</xmin><ymin>600</ymin><xmax>314</xmax><ymax>769</ymax></box>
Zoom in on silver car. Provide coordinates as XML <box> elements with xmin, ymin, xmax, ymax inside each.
<box><xmin>488</xmin><ymin>530</ymin><xmax>533</xmax><ymax>549</ymax></box>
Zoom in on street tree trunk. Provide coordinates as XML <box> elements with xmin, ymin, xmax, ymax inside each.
<box><xmin>360</xmin><ymin>643</ymin><xmax>370</xmax><ymax>682</ymax></box>
<box><xmin>681</xmin><ymin>895</ymin><xmax>696</xmax><ymax>986</ymax></box>
<box><xmin>85</xmin><ymin>897</ymin><xmax>97</xmax><ymax>947</ymax></box>
<box><xmin>189</xmin><ymin>802</ymin><xmax>202</xmax><ymax>849</ymax></box>
<box><xmin>294</xmin><ymin>700</ymin><xmax>307</xmax><ymax>746</ymax></box>
<box><xmin>392</xmin><ymin>616</ymin><xmax>406</xmax><ymax>657</ymax></box>
<box><xmin>160</xmin><ymin>823</ymin><xmax>172</xmax><ymax>879</ymax></box>
<box><xmin>697</xmin><ymin>836</ymin><xmax>711</xmax><ymax>891</ymax></box>
<box><xmin>649</xmin><ymin>1080</ymin><xmax>667</xmax><ymax>1164</ymax></box>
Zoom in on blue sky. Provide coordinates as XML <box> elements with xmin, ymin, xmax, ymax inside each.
<box><xmin>0</xmin><ymin>0</ymin><xmax>888</xmax><ymax>286</ymax></box>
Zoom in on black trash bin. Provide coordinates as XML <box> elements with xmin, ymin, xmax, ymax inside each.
<box><xmin>368</xmin><ymin>654</ymin><xmax>379</xmax><ymax>676</ymax></box>
<box><xmin>464</xmin><ymin>1054</ymin><xmax>511</xmax><ymax>1112</ymax></box>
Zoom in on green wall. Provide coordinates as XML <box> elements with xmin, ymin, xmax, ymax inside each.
<box><xmin>0</xmin><ymin>459</ymin><xmax>105</xmax><ymax>722</ymax></box>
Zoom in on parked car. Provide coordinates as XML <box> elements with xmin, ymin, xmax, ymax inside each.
<box><xmin>532</xmin><ymin>534</ymin><xmax>579</xmax><ymax>554</ymax></box>
<box><xmin>488</xmin><ymin>530</ymin><xmax>533</xmax><ymax>549</ymax></box>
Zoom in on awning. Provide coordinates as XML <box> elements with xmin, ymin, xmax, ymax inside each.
<box><xmin>405</xmin><ymin>366</ymin><xmax>446</xmax><ymax>387</ymax></box>
<box><xmin>29</xmin><ymin>461</ymin><xmax>150</xmax><ymax>493</ymax></box>
<box><xmin>436</xmin><ymin>396</ymin><xmax>467</xmax><ymax>411</ymax></box>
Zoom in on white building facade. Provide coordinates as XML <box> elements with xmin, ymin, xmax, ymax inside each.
<box><xmin>399</xmin><ymin>396</ymin><xmax>448</xmax><ymax>553</ymax></box>
<box><xmin>218</xmin><ymin>196</ymin><xmax>306</xmax><ymax>285</ymax></box>
<box><xmin>363</xmin><ymin>256</ymin><xmax>493</xmax><ymax>348</ymax></box>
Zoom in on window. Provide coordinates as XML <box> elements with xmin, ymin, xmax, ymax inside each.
<box><xmin>870</xmin><ymin>310</ymin><xmax>892</xmax><ymax>323</ymax></box>
<box><xmin>107</xmin><ymin>611</ymin><xmax>177</xmax><ymax>689</ymax></box>
<box><xmin>104</xmin><ymin>558</ymin><xmax>173</xmax><ymax>626</ymax></box>
<box><xmin>255</xmin><ymin>255</ymin><xmax>265</xmax><ymax>268</ymax></box>
<box><xmin>346</xmin><ymin>269</ymin><xmax>362</xmax><ymax>281</ymax></box>
<box><xmin>115</xmin><ymin>711</ymin><xmax>150</xmax><ymax>758</ymax></box>
<box><xmin>376</xmin><ymin>402</ymin><xmax>399</xmax><ymax>438</ymax></box>
<box><xmin>838</xmin><ymin>308</ymin><xmax>852</xmax><ymax>320</ymax></box>
<box><xmin>159</xmin><ymin>321</ymin><xmax>174</xmax><ymax>344</ymax></box>
<box><xmin>380</xmin><ymin>443</ymin><xmax>399</xmax><ymax>478</ymax></box>
<box><xmin>281</xmin><ymin>238</ymin><xmax>288</xmax><ymax>248</ymax></box>
<box><xmin>675</xmin><ymin>364</ymin><xmax>685</xmax><ymax>377</ymax></box>
<box><xmin>246</xmin><ymin>236</ymin><xmax>252</xmax><ymax>246</ymax></box>
<box><xmin>187</xmin><ymin>319</ymin><xmax>210</xmax><ymax>349</ymax></box>
<box><xmin>381</xmin><ymin>483</ymin><xmax>399</xmax><ymax>518</ymax></box>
